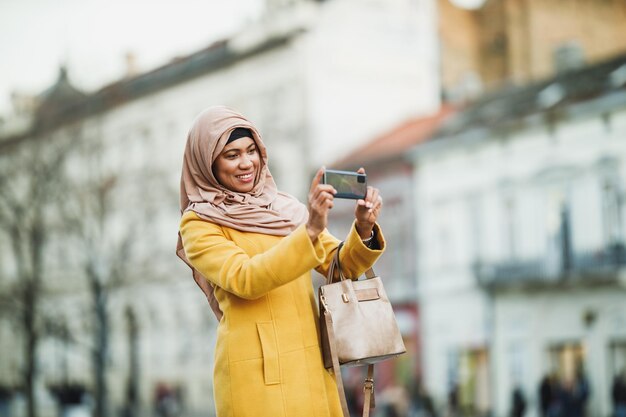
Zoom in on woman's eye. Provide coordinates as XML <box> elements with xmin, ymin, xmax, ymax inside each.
<box><xmin>225</xmin><ymin>154</ymin><xmax>237</xmax><ymax>160</ymax></box>
<box><xmin>248</xmin><ymin>148</ymin><xmax>257</xmax><ymax>155</ymax></box>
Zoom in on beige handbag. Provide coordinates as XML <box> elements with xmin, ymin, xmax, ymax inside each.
<box><xmin>319</xmin><ymin>242</ymin><xmax>406</xmax><ymax>417</ymax></box>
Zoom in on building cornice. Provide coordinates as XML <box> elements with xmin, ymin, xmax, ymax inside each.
<box><xmin>11</xmin><ymin>31</ymin><xmax>299</xmax><ymax>138</ymax></box>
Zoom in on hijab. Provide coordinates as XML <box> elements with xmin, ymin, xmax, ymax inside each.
<box><xmin>176</xmin><ymin>105</ymin><xmax>308</xmax><ymax>319</ymax></box>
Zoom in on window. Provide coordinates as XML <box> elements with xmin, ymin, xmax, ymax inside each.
<box><xmin>467</xmin><ymin>194</ymin><xmax>483</xmax><ymax>263</ymax></box>
<box><xmin>547</xmin><ymin>342</ymin><xmax>586</xmax><ymax>382</ymax></box>
<box><xmin>602</xmin><ymin>177</ymin><xmax>624</xmax><ymax>247</ymax></box>
<box><xmin>545</xmin><ymin>188</ymin><xmax>573</xmax><ymax>275</ymax></box>
<box><xmin>609</xmin><ymin>340</ymin><xmax>626</xmax><ymax>377</ymax></box>
<box><xmin>502</xmin><ymin>195</ymin><xmax>517</xmax><ymax>260</ymax></box>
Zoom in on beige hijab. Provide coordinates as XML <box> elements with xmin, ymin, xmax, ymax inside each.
<box><xmin>176</xmin><ymin>105</ymin><xmax>308</xmax><ymax>319</ymax></box>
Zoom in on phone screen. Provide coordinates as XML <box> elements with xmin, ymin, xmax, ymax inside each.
<box><xmin>323</xmin><ymin>169</ymin><xmax>367</xmax><ymax>200</ymax></box>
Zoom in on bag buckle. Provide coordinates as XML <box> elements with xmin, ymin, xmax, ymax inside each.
<box><xmin>320</xmin><ymin>294</ymin><xmax>330</xmax><ymax>311</ymax></box>
<box><xmin>363</xmin><ymin>378</ymin><xmax>374</xmax><ymax>392</ymax></box>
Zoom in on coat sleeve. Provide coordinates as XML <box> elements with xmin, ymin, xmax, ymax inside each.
<box><xmin>180</xmin><ymin>212</ymin><xmax>327</xmax><ymax>300</ymax></box>
<box><xmin>314</xmin><ymin>221</ymin><xmax>386</xmax><ymax>280</ymax></box>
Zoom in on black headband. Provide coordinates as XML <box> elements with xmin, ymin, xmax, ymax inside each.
<box><xmin>227</xmin><ymin>128</ymin><xmax>252</xmax><ymax>144</ymax></box>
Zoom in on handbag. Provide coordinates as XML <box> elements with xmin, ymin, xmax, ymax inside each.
<box><xmin>318</xmin><ymin>242</ymin><xmax>406</xmax><ymax>417</ymax></box>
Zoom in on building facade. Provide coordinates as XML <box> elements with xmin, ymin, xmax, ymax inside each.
<box><xmin>413</xmin><ymin>54</ymin><xmax>626</xmax><ymax>417</ymax></box>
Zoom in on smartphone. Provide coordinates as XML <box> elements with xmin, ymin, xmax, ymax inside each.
<box><xmin>322</xmin><ymin>169</ymin><xmax>367</xmax><ymax>200</ymax></box>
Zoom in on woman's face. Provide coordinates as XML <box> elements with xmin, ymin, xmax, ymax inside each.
<box><xmin>213</xmin><ymin>136</ymin><xmax>260</xmax><ymax>193</ymax></box>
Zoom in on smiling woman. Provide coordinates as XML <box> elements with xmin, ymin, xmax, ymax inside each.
<box><xmin>176</xmin><ymin>105</ymin><xmax>386</xmax><ymax>417</ymax></box>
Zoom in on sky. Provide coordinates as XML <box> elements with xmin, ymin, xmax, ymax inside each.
<box><xmin>0</xmin><ymin>0</ymin><xmax>263</xmax><ymax>114</ymax></box>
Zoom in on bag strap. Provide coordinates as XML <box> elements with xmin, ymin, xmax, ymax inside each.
<box><xmin>323</xmin><ymin>307</ymin><xmax>351</xmax><ymax>416</ymax></box>
<box><xmin>364</xmin><ymin>268</ymin><xmax>376</xmax><ymax>279</ymax></box>
<box><xmin>322</xmin><ymin>299</ymin><xmax>376</xmax><ymax>417</ymax></box>
<box><xmin>363</xmin><ymin>365</ymin><xmax>375</xmax><ymax>417</ymax></box>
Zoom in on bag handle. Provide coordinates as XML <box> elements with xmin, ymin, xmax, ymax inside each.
<box><xmin>326</xmin><ymin>242</ymin><xmax>345</xmax><ymax>284</ymax></box>
<box><xmin>326</xmin><ymin>241</ymin><xmax>377</xmax><ymax>285</ymax></box>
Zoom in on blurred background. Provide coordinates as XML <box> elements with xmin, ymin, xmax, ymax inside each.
<box><xmin>1</xmin><ymin>1</ymin><xmax>625</xmax><ymax>417</ymax></box>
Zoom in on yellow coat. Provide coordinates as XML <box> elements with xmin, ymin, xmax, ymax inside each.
<box><xmin>180</xmin><ymin>211</ymin><xmax>385</xmax><ymax>417</ymax></box>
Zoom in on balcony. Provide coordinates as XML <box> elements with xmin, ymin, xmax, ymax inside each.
<box><xmin>473</xmin><ymin>243</ymin><xmax>626</xmax><ymax>290</ymax></box>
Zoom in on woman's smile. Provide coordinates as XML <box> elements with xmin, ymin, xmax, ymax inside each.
<box><xmin>236</xmin><ymin>172</ymin><xmax>254</xmax><ymax>182</ymax></box>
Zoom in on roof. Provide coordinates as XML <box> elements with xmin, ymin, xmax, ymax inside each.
<box><xmin>35</xmin><ymin>67</ymin><xmax>86</xmax><ymax>128</ymax></box>
<box><xmin>433</xmin><ymin>52</ymin><xmax>626</xmax><ymax>139</ymax></box>
<box><xmin>331</xmin><ymin>105</ymin><xmax>455</xmax><ymax>168</ymax></box>
<box><xmin>38</xmin><ymin>67</ymin><xmax>86</xmax><ymax>105</ymax></box>
<box><xmin>25</xmin><ymin>33</ymin><xmax>297</xmax><ymax>133</ymax></box>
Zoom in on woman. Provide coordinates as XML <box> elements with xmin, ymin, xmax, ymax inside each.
<box><xmin>176</xmin><ymin>106</ymin><xmax>385</xmax><ymax>417</ymax></box>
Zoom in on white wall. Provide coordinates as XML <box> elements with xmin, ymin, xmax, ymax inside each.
<box><xmin>304</xmin><ymin>0</ymin><xmax>440</xmax><ymax>166</ymax></box>
<box><xmin>415</xmin><ymin>101</ymin><xmax>626</xmax><ymax>416</ymax></box>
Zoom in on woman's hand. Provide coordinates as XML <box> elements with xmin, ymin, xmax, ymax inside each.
<box><xmin>354</xmin><ymin>167</ymin><xmax>383</xmax><ymax>240</ymax></box>
<box><xmin>306</xmin><ymin>167</ymin><xmax>336</xmax><ymax>242</ymax></box>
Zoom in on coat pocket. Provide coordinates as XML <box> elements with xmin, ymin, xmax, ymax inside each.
<box><xmin>256</xmin><ymin>321</ymin><xmax>281</xmax><ymax>385</ymax></box>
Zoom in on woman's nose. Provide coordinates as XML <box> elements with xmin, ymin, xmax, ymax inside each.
<box><xmin>239</xmin><ymin>155</ymin><xmax>253</xmax><ymax>168</ymax></box>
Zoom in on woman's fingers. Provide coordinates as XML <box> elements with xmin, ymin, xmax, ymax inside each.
<box><xmin>357</xmin><ymin>186</ymin><xmax>377</xmax><ymax>210</ymax></box>
<box><xmin>367</xmin><ymin>187</ymin><xmax>379</xmax><ymax>211</ymax></box>
<box><xmin>310</xmin><ymin>166</ymin><xmax>324</xmax><ymax>190</ymax></box>
<box><xmin>375</xmin><ymin>194</ymin><xmax>383</xmax><ymax>210</ymax></box>
<box><xmin>309</xmin><ymin>168</ymin><xmax>334</xmax><ymax>209</ymax></box>
<box><xmin>310</xmin><ymin>187</ymin><xmax>335</xmax><ymax>209</ymax></box>
<box><xmin>355</xmin><ymin>185</ymin><xmax>383</xmax><ymax>227</ymax></box>
<box><xmin>307</xmin><ymin>167</ymin><xmax>336</xmax><ymax>227</ymax></box>
<box><xmin>313</xmin><ymin>185</ymin><xmax>336</xmax><ymax>199</ymax></box>
<box><xmin>307</xmin><ymin>167</ymin><xmax>337</xmax><ymax>241</ymax></box>
<box><xmin>308</xmin><ymin>167</ymin><xmax>336</xmax><ymax>201</ymax></box>
<box><xmin>317</xmin><ymin>190</ymin><xmax>334</xmax><ymax>204</ymax></box>
<box><xmin>311</xmin><ymin>195</ymin><xmax>330</xmax><ymax>211</ymax></box>
<box><xmin>369</xmin><ymin>196</ymin><xmax>382</xmax><ymax>218</ymax></box>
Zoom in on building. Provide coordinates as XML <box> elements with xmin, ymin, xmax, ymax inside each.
<box><xmin>438</xmin><ymin>0</ymin><xmax>626</xmax><ymax>101</ymax></box>
<box><xmin>0</xmin><ymin>1</ymin><xmax>440</xmax><ymax>416</ymax></box>
<box><xmin>413</xmin><ymin>52</ymin><xmax>626</xmax><ymax>417</ymax></box>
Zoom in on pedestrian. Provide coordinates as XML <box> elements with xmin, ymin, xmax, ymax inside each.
<box><xmin>539</xmin><ymin>373</ymin><xmax>558</xmax><ymax>417</ymax></box>
<box><xmin>613</xmin><ymin>369</ymin><xmax>626</xmax><ymax>417</ymax></box>
<box><xmin>176</xmin><ymin>106</ymin><xmax>385</xmax><ymax>417</ymax></box>
<box><xmin>447</xmin><ymin>382</ymin><xmax>459</xmax><ymax>417</ymax></box>
<box><xmin>510</xmin><ymin>385</ymin><xmax>527</xmax><ymax>417</ymax></box>
<box><xmin>407</xmin><ymin>380</ymin><xmax>437</xmax><ymax>417</ymax></box>
<box><xmin>558</xmin><ymin>367</ymin><xmax>589</xmax><ymax>417</ymax></box>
